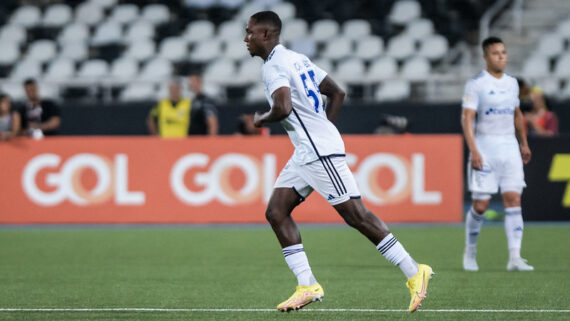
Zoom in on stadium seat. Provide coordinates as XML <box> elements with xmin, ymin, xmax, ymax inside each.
<box><xmin>235</xmin><ymin>58</ymin><xmax>263</xmax><ymax>83</ymax></box>
<box><xmin>321</xmin><ymin>37</ymin><xmax>352</xmax><ymax>61</ymax></box>
<box><xmin>271</xmin><ymin>2</ymin><xmax>296</xmax><ymax>21</ymax></box>
<box><xmin>74</xmin><ymin>3</ymin><xmax>104</xmax><ymax>26</ymax></box>
<box><xmin>110</xmin><ymin>58</ymin><xmax>139</xmax><ymax>80</ymax></box>
<box><xmin>554</xmin><ymin>53</ymin><xmax>570</xmax><ymax>77</ymax></box>
<box><xmin>557</xmin><ymin>18</ymin><xmax>570</xmax><ymax>39</ymax></box>
<box><xmin>312</xmin><ymin>58</ymin><xmax>333</xmax><ymax>74</ymax></box>
<box><xmin>342</xmin><ymin>19</ymin><xmax>371</xmax><ymax>40</ymax></box>
<box><xmin>125</xmin><ymin>21</ymin><xmax>155</xmax><ymax>43</ymax></box>
<box><xmin>158</xmin><ymin>37</ymin><xmax>188</xmax><ymax>62</ymax></box>
<box><xmin>1</xmin><ymin>82</ymin><xmax>26</xmax><ymax>101</ymax></box>
<box><xmin>203</xmin><ymin>59</ymin><xmax>236</xmax><ymax>85</ymax></box>
<box><xmin>535</xmin><ymin>34</ymin><xmax>564</xmax><ymax>58</ymax></box>
<box><xmin>522</xmin><ymin>55</ymin><xmax>550</xmax><ymax>78</ymax></box>
<box><xmin>124</xmin><ymin>39</ymin><xmax>156</xmax><ymax>62</ymax></box>
<box><xmin>77</xmin><ymin>59</ymin><xmax>110</xmax><ymax>79</ymax></box>
<box><xmin>560</xmin><ymin>80</ymin><xmax>570</xmax><ymax>98</ymax></box>
<box><xmin>367</xmin><ymin>56</ymin><xmax>398</xmax><ymax>82</ymax></box>
<box><xmin>237</xmin><ymin>2</ymin><xmax>266</xmax><ymax>22</ymax></box>
<box><xmin>386</xmin><ymin>35</ymin><xmax>415</xmax><ymax>60</ymax></box>
<box><xmin>139</xmin><ymin>58</ymin><xmax>172</xmax><ymax>81</ymax></box>
<box><xmin>59</xmin><ymin>42</ymin><xmax>88</xmax><ymax>62</ymax></box>
<box><xmin>405</xmin><ymin>18</ymin><xmax>434</xmax><ymax>41</ymax></box>
<box><xmin>0</xmin><ymin>41</ymin><xmax>20</xmax><ymax>65</ymax></box>
<box><xmin>310</xmin><ymin>19</ymin><xmax>340</xmax><ymax>43</ymax></box>
<box><xmin>120</xmin><ymin>82</ymin><xmax>156</xmax><ymax>101</ymax></box>
<box><xmin>42</xmin><ymin>4</ymin><xmax>72</xmax><ymax>27</ymax></box>
<box><xmin>354</xmin><ymin>35</ymin><xmax>384</xmax><ymax>61</ymax></box>
<box><xmin>281</xmin><ymin>19</ymin><xmax>308</xmax><ymax>43</ymax></box>
<box><xmin>92</xmin><ymin>21</ymin><xmax>123</xmax><ymax>46</ymax></box>
<box><xmin>218</xmin><ymin>20</ymin><xmax>245</xmax><ymax>41</ymax></box>
<box><xmin>375</xmin><ymin>80</ymin><xmax>411</xmax><ymax>101</ymax></box>
<box><xmin>534</xmin><ymin>78</ymin><xmax>560</xmax><ymax>96</ymax></box>
<box><xmin>25</xmin><ymin>40</ymin><xmax>57</xmax><ymax>63</ymax></box>
<box><xmin>184</xmin><ymin>20</ymin><xmax>215</xmax><ymax>44</ymax></box>
<box><xmin>109</xmin><ymin>4</ymin><xmax>140</xmax><ymax>25</ymax></box>
<box><xmin>9</xmin><ymin>59</ymin><xmax>42</xmax><ymax>80</ymax></box>
<box><xmin>334</xmin><ymin>58</ymin><xmax>366</xmax><ymax>84</ymax></box>
<box><xmin>417</xmin><ymin>34</ymin><xmax>448</xmax><ymax>61</ymax></box>
<box><xmin>43</xmin><ymin>58</ymin><xmax>75</xmax><ymax>81</ymax></box>
<box><xmin>87</xmin><ymin>0</ymin><xmax>117</xmax><ymax>10</ymax></box>
<box><xmin>141</xmin><ymin>4</ymin><xmax>170</xmax><ymax>25</ymax></box>
<box><xmin>219</xmin><ymin>0</ymin><xmax>248</xmax><ymax>10</ymax></box>
<box><xmin>58</xmin><ymin>23</ymin><xmax>89</xmax><ymax>45</ymax></box>
<box><xmin>245</xmin><ymin>83</ymin><xmax>266</xmax><ymax>102</ymax></box>
<box><xmin>388</xmin><ymin>0</ymin><xmax>421</xmax><ymax>26</ymax></box>
<box><xmin>10</xmin><ymin>5</ymin><xmax>41</xmax><ymax>28</ymax></box>
<box><xmin>223</xmin><ymin>39</ymin><xmax>250</xmax><ymax>60</ymax></box>
<box><xmin>289</xmin><ymin>38</ymin><xmax>316</xmax><ymax>58</ymax></box>
<box><xmin>190</xmin><ymin>39</ymin><xmax>222</xmax><ymax>63</ymax></box>
<box><xmin>0</xmin><ymin>24</ymin><xmax>26</xmax><ymax>46</ymax></box>
<box><xmin>185</xmin><ymin>0</ymin><xmax>217</xmax><ymax>9</ymax></box>
<box><xmin>401</xmin><ymin>56</ymin><xmax>430</xmax><ymax>81</ymax></box>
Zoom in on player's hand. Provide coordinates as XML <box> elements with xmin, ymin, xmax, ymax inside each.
<box><xmin>470</xmin><ymin>151</ymin><xmax>483</xmax><ymax>170</ymax></box>
<box><xmin>253</xmin><ymin>111</ymin><xmax>264</xmax><ymax>128</ymax></box>
<box><xmin>520</xmin><ymin>145</ymin><xmax>531</xmax><ymax>164</ymax></box>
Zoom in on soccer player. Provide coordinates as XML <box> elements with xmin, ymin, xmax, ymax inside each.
<box><xmin>244</xmin><ymin>11</ymin><xmax>433</xmax><ymax>312</ymax></box>
<box><xmin>461</xmin><ymin>37</ymin><xmax>533</xmax><ymax>272</ymax></box>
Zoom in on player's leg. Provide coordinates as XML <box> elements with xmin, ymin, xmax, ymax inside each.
<box><xmin>502</xmin><ymin>190</ymin><xmax>533</xmax><ymax>271</ymax></box>
<box><xmin>463</xmin><ymin>194</ymin><xmax>490</xmax><ymax>271</ymax></box>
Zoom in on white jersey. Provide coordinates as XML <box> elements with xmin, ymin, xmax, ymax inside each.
<box><xmin>462</xmin><ymin>70</ymin><xmax>520</xmax><ymax>136</ymax></box>
<box><xmin>262</xmin><ymin>44</ymin><xmax>345</xmax><ymax>164</ymax></box>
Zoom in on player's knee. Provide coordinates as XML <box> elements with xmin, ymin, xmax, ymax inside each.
<box><xmin>472</xmin><ymin>201</ymin><xmax>489</xmax><ymax>214</ymax></box>
<box><xmin>503</xmin><ymin>195</ymin><xmax>521</xmax><ymax>207</ymax></box>
<box><xmin>265</xmin><ymin>205</ymin><xmax>288</xmax><ymax>224</ymax></box>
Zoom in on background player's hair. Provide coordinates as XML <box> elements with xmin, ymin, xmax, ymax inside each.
<box><xmin>482</xmin><ymin>36</ymin><xmax>503</xmax><ymax>53</ymax></box>
<box><xmin>250</xmin><ymin>11</ymin><xmax>282</xmax><ymax>34</ymax></box>
<box><xmin>0</xmin><ymin>93</ymin><xmax>8</xmax><ymax>101</ymax></box>
<box><xmin>23</xmin><ymin>78</ymin><xmax>37</xmax><ymax>86</ymax></box>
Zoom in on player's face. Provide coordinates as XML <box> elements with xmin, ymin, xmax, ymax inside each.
<box><xmin>24</xmin><ymin>83</ymin><xmax>39</xmax><ymax>101</ymax></box>
<box><xmin>0</xmin><ymin>98</ymin><xmax>10</xmax><ymax>113</ymax></box>
<box><xmin>484</xmin><ymin>43</ymin><xmax>508</xmax><ymax>73</ymax></box>
<box><xmin>244</xmin><ymin>19</ymin><xmax>265</xmax><ymax>57</ymax></box>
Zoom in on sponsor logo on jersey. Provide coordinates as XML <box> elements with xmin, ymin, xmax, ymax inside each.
<box><xmin>484</xmin><ymin>107</ymin><xmax>514</xmax><ymax>115</ymax></box>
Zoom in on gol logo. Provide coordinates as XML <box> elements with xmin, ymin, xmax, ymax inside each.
<box><xmin>22</xmin><ymin>153</ymin><xmax>145</xmax><ymax>206</ymax></box>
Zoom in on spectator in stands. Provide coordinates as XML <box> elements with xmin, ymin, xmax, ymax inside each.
<box><xmin>22</xmin><ymin>78</ymin><xmax>61</xmax><ymax>136</ymax></box>
<box><xmin>516</xmin><ymin>78</ymin><xmax>533</xmax><ymax>113</ymax></box>
<box><xmin>0</xmin><ymin>94</ymin><xmax>21</xmax><ymax>141</ymax></box>
<box><xmin>524</xmin><ymin>86</ymin><xmax>559</xmax><ymax>136</ymax></box>
<box><xmin>188</xmin><ymin>73</ymin><xmax>219</xmax><ymax>135</ymax></box>
<box><xmin>147</xmin><ymin>80</ymin><xmax>191</xmax><ymax>138</ymax></box>
<box><xmin>374</xmin><ymin>114</ymin><xmax>409</xmax><ymax>135</ymax></box>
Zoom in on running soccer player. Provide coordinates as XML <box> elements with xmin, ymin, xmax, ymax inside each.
<box><xmin>461</xmin><ymin>36</ymin><xmax>533</xmax><ymax>272</ymax></box>
<box><xmin>244</xmin><ymin>11</ymin><xmax>433</xmax><ymax>312</ymax></box>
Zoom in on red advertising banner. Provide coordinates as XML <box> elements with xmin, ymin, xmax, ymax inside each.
<box><xmin>0</xmin><ymin>135</ymin><xmax>462</xmax><ymax>224</ymax></box>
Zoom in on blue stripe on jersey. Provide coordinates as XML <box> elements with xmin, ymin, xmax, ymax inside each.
<box><xmin>291</xmin><ymin>108</ymin><xmax>321</xmax><ymax>157</ymax></box>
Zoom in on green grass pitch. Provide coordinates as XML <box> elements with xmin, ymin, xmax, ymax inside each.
<box><xmin>0</xmin><ymin>224</ymin><xmax>568</xmax><ymax>320</ymax></box>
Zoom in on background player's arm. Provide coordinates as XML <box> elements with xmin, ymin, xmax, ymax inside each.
<box><xmin>319</xmin><ymin>76</ymin><xmax>345</xmax><ymax>123</ymax></box>
<box><xmin>461</xmin><ymin>108</ymin><xmax>483</xmax><ymax>170</ymax></box>
<box><xmin>514</xmin><ymin>107</ymin><xmax>531</xmax><ymax>164</ymax></box>
<box><xmin>254</xmin><ymin>87</ymin><xmax>292</xmax><ymax>127</ymax></box>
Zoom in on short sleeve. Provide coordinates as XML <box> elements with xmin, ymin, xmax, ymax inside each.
<box><xmin>263</xmin><ymin>63</ymin><xmax>290</xmax><ymax>96</ymax></box>
<box><xmin>462</xmin><ymin>80</ymin><xmax>478</xmax><ymax>110</ymax></box>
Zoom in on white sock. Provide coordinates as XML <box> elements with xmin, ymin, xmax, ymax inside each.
<box><xmin>376</xmin><ymin>233</ymin><xmax>418</xmax><ymax>278</ymax></box>
<box><xmin>504</xmin><ymin>207</ymin><xmax>523</xmax><ymax>260</ymax></box>
<box><xmin>465</xmin><ymin>206</ymin><xmax>484</xmax><ymax>253</ymax></box>
<box><xmin>282</xmin><ymin>244</ymin><xmax>316</xmax><ymax>286</ymax></box>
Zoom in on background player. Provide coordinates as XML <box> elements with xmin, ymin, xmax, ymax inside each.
<box><xmin>461</xmin><ymin>36</ymin><xmax>533</xmax><ymax>272</ymax></box>
<box><xmin>244</xmin><ymin>11</ymin><xmax>433</xmax><ymax>312</ymax></box>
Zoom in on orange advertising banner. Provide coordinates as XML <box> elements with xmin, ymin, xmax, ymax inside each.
<box><xmin>0</xmin><ymin>135</ymin><xmax>462</xmax><ymax>224</ymax></box>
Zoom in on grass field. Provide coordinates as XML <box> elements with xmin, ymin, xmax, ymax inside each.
<box><xmin>0</xmin><ymin>224</ymin><xmax>569</xmax><ymax>320</ymax></box>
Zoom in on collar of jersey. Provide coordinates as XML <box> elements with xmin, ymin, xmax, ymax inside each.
<box><xmin>265</xmin><ymin>44</ymin><xmax>283</xmax><ymax>63</ymax></box>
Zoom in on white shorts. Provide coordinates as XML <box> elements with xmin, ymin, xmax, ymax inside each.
<box><xmin>468</xmin><ymin>136</ymin><xmax>526</xmax><ymax>198</ymax></box>
<box><xmin>274</xmin><ymin>155</ymin><xmax>361</xmax><ymax>206</ymax></box>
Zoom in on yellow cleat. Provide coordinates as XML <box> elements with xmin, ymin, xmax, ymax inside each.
<box><xmin>276</xmin><ymin>282</ymin><xmax>324</xmax><ymax>312</ymax></box>
<box><xmin>406</xmin><ymin>264</ymin><xmax>434</xmax><ymax>312</ymax></box>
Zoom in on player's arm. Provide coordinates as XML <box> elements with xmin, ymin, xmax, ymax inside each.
<box><xmin>461</xmin><ymin>108</ymin><xmax>483</xmax><ymax>170</ymax></box>
<box><xmin>319</xmin><ymin>76</ymin><xmax>345</xmax><ymax>123</ymax></box>
<box><xmin>254</xmin><ymin>87</ymin><xmax>292</xmax><ymax>127</ymax></box>
<box><xmin>514</xmin><ymin>107</ymin><xmax>531</xmax><ymax>164</ymax></box>
<box><xmin>206</xmin><ymin>115</ymin><xmax>218</xmax><ymax>135</ymax></box>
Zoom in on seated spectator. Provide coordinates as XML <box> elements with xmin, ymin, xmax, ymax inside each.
<box><xmin>0</xmin><ymin>94</ymin><xmax>21</xmax><ymax>141</ymax></box>
<box><xmin>147</xmin><ymin>80</ymin><xmax>191</xmax><ymax>138</ymax></box>
<box><xmin>524</xmin><ymin>86</ymin><xmax>559</xmax><ymax>136</ymax></box>
<box><xmin>21</xmin><ymin>78</ymin><xmax>61</xmax><ymax>137</ymax></box>
<box><xmin>188</xmin><ymin>73</ymin><xmax>219</xmax><ymax>136</ymax></box>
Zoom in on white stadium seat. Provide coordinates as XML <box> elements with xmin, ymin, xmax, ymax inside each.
<box><xmin>125</xmin><ymin>21</ymin><xmax>155</xmax><ymax>43</ymax></box>
<box><xmin>74</xmin><ymin>3</ymin><xmax>104</xmax><ymax>26</ymax></box>
<box><xmin>185</xmin><ymin>0</ymin><xmax>217</xmax><ymax>9</ymax></box>
<box><xmin>312</xmin><ymin>58</ymin><xmax>333</xmax><ymax>74</ymax></box>
<box><xmin>522</xmin><ymin>55</ymin><xmax>550</xmax><ymax>78</ymax></box>
<box><xmin>245</xmin><ymin>83</ymin><xmax>266</xmax><ymax>102</ymax></box>
<box><xmin>375</xmin><ymin>80</ymin><xmax>411</xmax><ymax>101</ymax></box>
<box><xmin>289</xmin><ymin>38</ymin><xmax>316</xmax><ymax>58</ymax></box>
<box><xmin>203</xmin><ymin>59</ymin><xmax>237</xmax><ymax>85</ymax></box>
<box><xmin>120</xmin><ymin>82</ymin><xmax>156</xmax><ymax>101</ymax></box>
<box><xmin>44</xmin><ymin>58</ymin><xmax>75</xmax><ymax>81</ymax></box>
<box><xmin>92</xmin><ymin>21</ymin><xmax>123</xmax><ymax>45</ymax></box>
<box><xmin>557</xmin><ymin>18</ymin><xmax>570</xmax><ymax>39</ymax></box>
<box><xmin>43</xmin><ymin>4</ymin><xmax>72</xmax><ymax>27</ymax></box>
<box><xmin>190</xmin><ymin>39</ymin><xmax>222</xmax><ymax>63</ymax></box>
<box><xmin>0</xmin><ymin>42</ymin><xmax>20</xmax><ymax>64</ymax></box>
<box><xmin>367</xmin><ymin>56</ymin><xmax>398</xmax><ymax>82</ymax></box>
<box><xmin>536</xmin><ymin>34</ymin><xmax>564</xmax><ymax>58</ymax></box>
<box><xmin>310</xmin><ymin>19</ymin><xmax>339</xmax><ymax>43</ymax></box>
<box><xmin>219</xmin><ymin>0</ymin><xmax>247</xmax><ymax>10</ymax></box>
<box><xmin>235</xmin><ymin>58</ymin><xmax>263</xmax><ymax>83</ymax></box>
<box><xmin>1</xmin><ymin>82</ymin><xmax>26</xmax><ymax>101</ymax></box>
<box><xmin>218</xmin><ymin>20</ymin><xmax>245</xmax><ymax>41</ymax></box>
<box><xmin>0</xmin><ymin>25</ymin><xmax>27</xmax><ymax>45</ymax></box>
<box><xmin>124</xmin><ymin>40</ymin><xmax>156</xmax><ymax>62</ymax></box>
<box><xmin>26</xmin><ymin>40</ymin><xmax>57</xmax><ymax>63</ymax></box>
<box><xmin>109</xmin><ymin>4</ymin><xmax>140</xmax><ymax>25</ymax></box>
<box><xmin>158</xmin><ymin>37</ymin><xmax>188</xmax><ymax>62</ymax></box>
<box><xmin>77</xmin><ymin>60</ymin><xmax>110</xmax><ymax>79</ymax></box>
<box><xmin>554</xmin><ymin>53</ymin><xmax>570</xmax><ymax>77</ymax></box>
<box><xmin>87</xmin><ymin>0</ymin><xmax>117</xmax><ymax>10</ymax></box>
<box><xmin>59</xmin><ymin>42</ymin><xmax>88</xmax><ymax>62</ymax></box>
<box><xmin>184</xmin><ymin>20</ymin><xmax>215</xmax><ymax>44</ymax></box>
<box><xmin>271</xmin><ymin>2</ymin><xmax>296</xmax><ymax>21</ymax></box>
<box><xmin>223</xmin><ymin>40</ymin><xmax>250</xmax><ymax>60</ymax></box>
<box><xmin>58</xmin><ymin>23</ymin><xmax>89</xmax><ymax>44</ymax></box>
<box><xmin>139</xmin><ymin>58</ymin><xmax>172</xmax><ymax>81</ymax></box>
<box><xmin>417</xmin><ymin>34</ymin><xmax>448</xmax><ymax>61</ymax></box>
<box><xmin>110</xmin><ymin>58</ymin><xmax>139</xmax><ymax>80</ymax></box>
<box><xmin>401</xmin><ymin>56</ymin><xmax>430</xmax><ymax>81</ymax></box>
<box><xmin>335</xmin><ymin>58</ymin><xmax>366</xmax><ymax>84</ymax></box>
<box><xmin>354</xmin><ymin>36</ymin><xmax>383</xmax><ymax>60</ymax></box>
<box><xmin>141</xmin><ymin>4</ymin><xmax>170</xmax><ymax>25</ymax></box>
<box><xmin>237</xmin><ymin>2</ymin><xmax>265</xmax><ymax>22</ymax></box>
<box><xmin>534</xmin><ymin>78</ymin><xmax>560</xmax><ymax>96</ymax></box>
<box><xmin>405</xmin><ymin>18</ymin><xmax>434</xmax><ymax>40</ymax></box>
<box><xmin>10</xmin><ymin>59</ymin><xmax>42</xmax><ymax>80</ymax></box>
<box><xmin>10</xmin><ymin>6</ymin><xmax>41</xmax><ymax>28</ymax></box>
<box><xmin>386</xmin><ymin>35</ymin><xmax>415</xmax><ymax>60</ymax></box>
<box><xmin>321</xmin><ymin>37</ymin><xmax>352</xmax><ymax>61</ymax></box>
<box><xmin>389</xmin><ymin>0</ymin><xmax>421</xmax><ymax>26</ymax></box>
<box><xmin>281</xmin><ymin>19</ymin><xmax>308</xmax><ymax>43</ymax></box>
<box><xmin>342</xmin><ymin>19</ymin><xmax>371</xmax><ymax>40</ymax></box>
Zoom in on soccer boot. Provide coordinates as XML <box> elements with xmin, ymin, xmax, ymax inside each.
<box><xmin>276</xmin><ymin>282</ymin><xmax>324</xmax><ymax>312</ymax></box>
<box><xmin>507</xmin><ymin>257</ymin><xmax>534</xmax><ymax>271</ymax></box>
<box><xmin>463</xmin><ymin>250</ymin><xmax>479</xmax><ymax>271</ymax></box>
<box><xmin>406</xmin><ymin>264</ymin><xmax>434</xmax><ymax>312</ymax></box>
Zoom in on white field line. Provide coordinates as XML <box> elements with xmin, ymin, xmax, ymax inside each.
<box><xmin>0</xmin><ymin>308</ymin><xmax>569</xmax><ymax>313</ymax></box>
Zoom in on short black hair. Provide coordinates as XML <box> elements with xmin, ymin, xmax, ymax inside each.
<box><xmin>0</xmin><ymin>93</ymin><xmax>8</xmax><ymax>101</ymax></box>
<box><xmin>482</xmin><ymin>36</ymin><xmax>503</xmax><ymax>53</ymax></box>
<box><xmin>250</xmin><ymin>11</ymin><xmax>282</xmax><ymax>34</ymax></box>
<box><xmin>23</xmin><ymin>78</ymin><xmax>37</xmax><ymax>86</ymax></box>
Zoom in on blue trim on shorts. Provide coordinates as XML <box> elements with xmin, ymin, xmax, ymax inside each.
<box><xmin>350</xmin><ymin>196</ymin><xmax>361</xmax><ymax>199</ymax></box>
